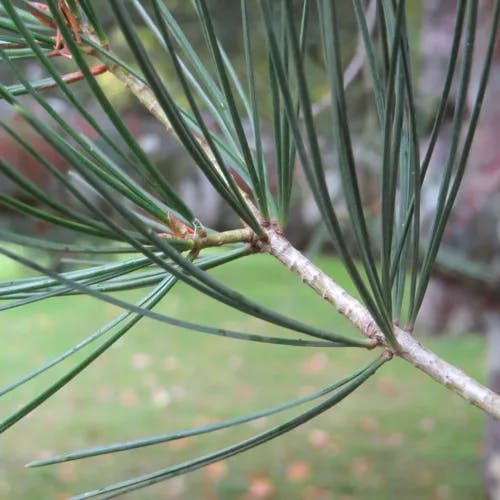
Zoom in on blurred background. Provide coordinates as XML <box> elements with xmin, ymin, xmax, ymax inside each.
<box><xmin>0</xmin><ymin>1</ymin><xmax>499</xmax><ymax>498</ymax></box>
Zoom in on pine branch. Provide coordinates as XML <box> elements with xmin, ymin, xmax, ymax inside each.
<box><xmin>262</xmin><ymin>229</ymin><xmax>500</xmax><ymax>419</ymax></box>
<box><xmin>87</xmin><ymin>38</ymin><xmax>229</xmax><ymax>190</ymax></box>
<box><xmin>82</xmin><ymin>16</ymin><xmax>500</xmax><ymax>420</ymax></box>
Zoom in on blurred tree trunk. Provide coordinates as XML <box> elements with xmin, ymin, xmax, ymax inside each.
<box><xmin>420</xmin><ymin>1</ymin><xmax>500</xmax><ymax>498</ymax></box>
<box><xmin>486</xmin><ymin>313</ymin><xmax>500</xmax><ymax>500</ymax></box>
<box><xmin>478</xmin><ymin>7</ymin><xmax>500</xmax><ymax>492</ymax></box>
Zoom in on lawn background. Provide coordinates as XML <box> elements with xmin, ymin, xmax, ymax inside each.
<box><xmin>0</xmin><ymin>253</ymin><xmax>486</xmax><ymax>499</ymax></box>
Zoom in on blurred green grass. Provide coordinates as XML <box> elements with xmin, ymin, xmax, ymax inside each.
<box><xmin>0</xmin><ymin>253</ymin><xmax>487</xmax><ymax>499</ymax></box>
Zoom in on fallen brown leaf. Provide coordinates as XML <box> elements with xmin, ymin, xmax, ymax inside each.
<box><xmin>375</xmin><ymin>377</ymin><xmax>400</xmax><ymax>397</ymax></box>
<box><xmin>56</xmin><ymin>462</ymin><xmax>77</xmax><ymax>483</ymax></box>
<box><xmin>360</xmin><ymin>416</ymin><xmax>380</xmax><ymax>432</ymax></box>
<box><xmin>203</xmin><ymin>461</ymin><xmax>228</xmax><ymax>482</ymax></box>
<box><xmin>120</xmin><ymin>388</ymin><xmax>138</xmax><ymax>407</ymax></box>
<box><xmin>286</xmin><ymin>460</ymin><xmax>311</xmax><ymax>482</ymax></box>
<box><xmin>301</xmin><ymin>485</ymin><xmax>334</xmax><ymax>500</ymax></box>
<box><xmin>167</xmin><ymin>437</ymin><xmax>192</xmax><ymax>451</ymax></box>
<box><xmin>301</xmin><ymin>353</ymin><xmax>328</xmax><ymax>375</ymax></box>
<box><xmin>308</xmin><ymin>428</ymin><xmax>329</xmax><ymax>448</ymax></box>
<box><xmin>131</xmin><ymin>352</ymin><xmax>151</xmax><ymax>370</ymax></box>
<box><xmin>349</xmin><ymin>456</ymin><xmax>371</xmax><ymax>477</ymax></box>
<box><xmin>247</xmin><ymin>473</ymin><xmax>274</xmax><ymax>498</ymax></box>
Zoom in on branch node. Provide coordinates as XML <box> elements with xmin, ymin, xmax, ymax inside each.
<box><xmin>381</xmin><ymin>350</ymin><xmax>394</xmax><ymax>361</ymax></box>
